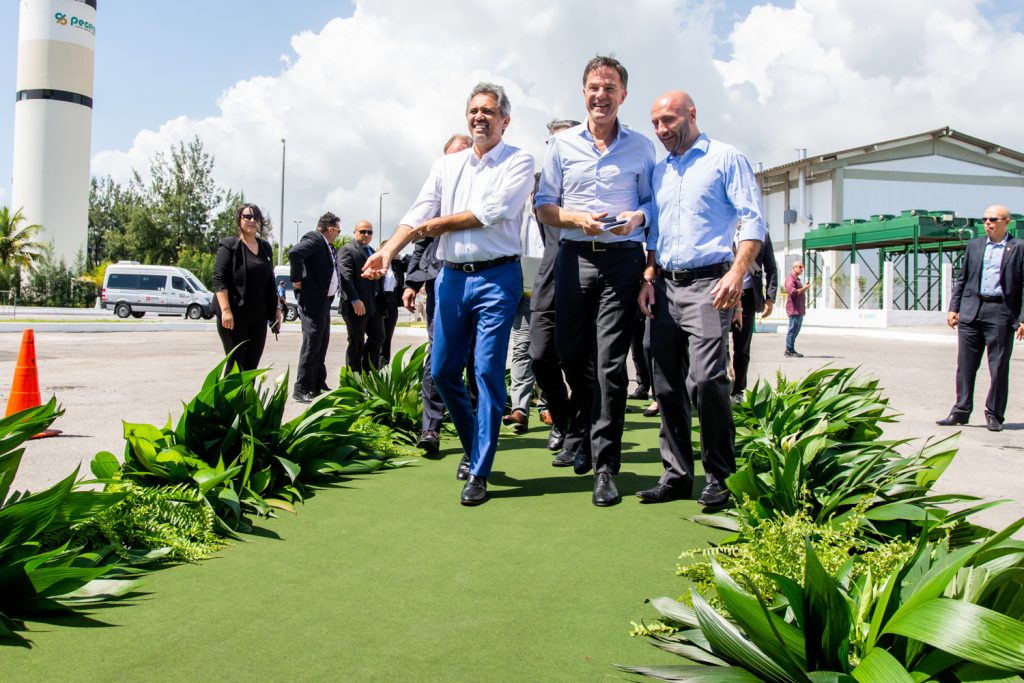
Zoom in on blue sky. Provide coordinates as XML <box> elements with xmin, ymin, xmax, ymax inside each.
<box><xmin>2</xmin><ymin>1</ymin><xmax>1022</xmax><ymax>247</ymax></box>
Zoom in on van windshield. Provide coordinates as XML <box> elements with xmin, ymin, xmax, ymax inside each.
<box><xmin>186</xmin><ymin>276</ymin><xmax>208</xmax><ymax>292</ymax></box>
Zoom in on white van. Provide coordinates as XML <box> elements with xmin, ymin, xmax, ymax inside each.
<box><xmin>273</xmin><ymin>266</ymin><xmax>299</xmax><ymax>322</ymax></box>
<box><xmin>101</xmin><ymin>262</ymin><xmax>214</xmax><ymax>320</ymax></box>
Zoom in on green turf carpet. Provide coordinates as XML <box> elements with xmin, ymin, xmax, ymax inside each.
<box><xmin>2</xmin><ymin>407</ymin><xmax>723</xmax><ymax>681</ymax></box>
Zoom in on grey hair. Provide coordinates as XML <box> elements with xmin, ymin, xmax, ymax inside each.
<box><xmin>467</xmin><ymin>82</ymin><xmax>511</xmax><ymax>118</ymax></box>
<box><xmin>547</xmin><ymin>119</ymin><xmax>580</xmax><ymax>134</ymax></box>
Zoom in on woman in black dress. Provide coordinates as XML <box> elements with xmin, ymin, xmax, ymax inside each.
<box><xmin>212</xmin><ymin>203</ymin><xmax>282</xmax><ymax>370</ymax></box>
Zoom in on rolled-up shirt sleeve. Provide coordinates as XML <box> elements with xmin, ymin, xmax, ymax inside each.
<box><xmin>728</xmin><ymin>151</ymin><xmax>767</xmax><ymax>244</ymax></box>
<box><xmin>468</xmin><ymin>151</ymin><xmax>535</xmax><ymax>227</ymax></box>
<box><xmin>399</xmin><ymin>157</ymin><xmax>444</xmax><ymax>229</ymax></box>
<box><xmin>534</xmin><ymin>141</ymin><xmax>563</xmax><ymax>209</ymax></box>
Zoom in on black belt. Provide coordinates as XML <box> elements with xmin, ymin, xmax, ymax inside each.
<box><xmin>443</xmin><ymin>255</ymin><xmax>519</xmax><ymax>273</ymax></box>
<box><xmin>661</xmin><ymin>261</ymin><xmax>732</xmax><ymax>285</ymax></box>
<box><xmin>979</xmin><ymin>294</ymin><xmax>1004</xmax><ymax>303</ymax></box>
<box><xmin>560</xmin><ymin>239</ymin><xmax>643</xmax><ymax>253</ymax></box>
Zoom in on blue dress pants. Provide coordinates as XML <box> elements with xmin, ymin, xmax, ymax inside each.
<box><xmin>432</xmin><ymin>261</ymin><xmax>521</xmax><ymax>478</ymax></box>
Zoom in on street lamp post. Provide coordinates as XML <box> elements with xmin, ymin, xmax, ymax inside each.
<box><xmin>292</xmin><ymin>220</ymin><xmax>303</xmax><ymax>248</ymax></box>
<box><xmin>278</xmin><ymin>138</ymin><xmax>286</xmax><ymax>265</ymax></box>
<box><xmin>378</xmin><ymin>191</ymin><xmax>389</xmax><ymax>239</ymax></box>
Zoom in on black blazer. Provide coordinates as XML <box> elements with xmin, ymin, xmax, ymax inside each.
<box><xmin>530</xmin><ymin>221</ymin><xmax>561</xmax><ymax>313</ymax></box>
<box><xmin>404</xmin><ymin>237</ymin><xmax>441</xmax><ymax>293</ymax></box>
<box><xmin>338</xmin><ymin>241</ymin><xmax>384</xmax><ymax>316</ymax></box>
<box><xmin>212</xmin><ymin>236</ymin><xmax>277</xmax><ymax>323</ymax></box>
<box><xmin>750</xmin><ymin>233</ymin><xmax>779</xmax><ymax>314</ymax></box>
<box><xmin>289</xmin><ymin>230</ymin><xmax>337</xmax><ymax>317</ymax></box>
<box><xmin>950</xmin><ymin>234</ymin><xmax>1024</xmax><ymax>327</ymax></box>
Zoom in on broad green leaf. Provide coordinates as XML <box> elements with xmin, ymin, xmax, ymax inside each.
<box><xmin>883</xmin><ymin>598</ymin><xmax>1024</xmax><ymax>672</ymax></box>
<box><xmin>0</xmin><ymin>468</ymin><xmax>77</xmax><ymax>553</ymax></box>
<box><xmin>850</xmin><ymin>649</ymin><xmax>914</xmax><ymax>683</ymax></box>
<box><xmin>192</xmin><ymin>465</ymin><xmax>242</xmax><ymax>495</ymax></box>
<box><xmin>802</xmin><ymin>540</ymin><xmax>851</xmax><ymax>673</ymax></box>
<box><xmin>613</xmin><ymin>664</ymin><xmax>763</xmax><ymax>681</ymax></box>
<box><xmin>89</xmin><ymin>451</ymin><xmax>121</xmax><ymax>480</ymax></box>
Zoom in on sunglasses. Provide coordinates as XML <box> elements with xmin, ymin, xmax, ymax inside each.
<box><xmin>357</xmin><ymin>230</ymin><xmax>373</xmax><ymax>235</ymax></box>
<box><xmin>982</xmin><ymin>217</ymin><xmax>1006</xmax><ymax>223</ymax></box>
<box><xmin>240</xmin><ymin>213</ymin><xmax>258</xmax><ymax>221</ymax></box>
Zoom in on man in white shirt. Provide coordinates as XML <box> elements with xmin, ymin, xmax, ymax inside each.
<box><xmin>363</xmin><ymin>82</ymin><xmax>535</xmax><ymax>506</ymax></box>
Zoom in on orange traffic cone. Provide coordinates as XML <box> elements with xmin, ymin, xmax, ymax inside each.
<box><xmin>6</xmin><ymin>329</ymin><xmax>61</xmax><ymax>438</ymax></box>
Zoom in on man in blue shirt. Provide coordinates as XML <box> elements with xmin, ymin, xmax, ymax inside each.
<box><xmin>638</xmin><ymin>90</ymin><xmax>766</xmax><ymax>508</ymax></box>
<box><xmin>937</xmin><ymin>205</ymin><xmax>1024</xmax><ymax>432</ymax></box>
<box><xmin>536</xmin><ymin>56</ymin><xmax>655</xmax><ymax>507</ymax></box>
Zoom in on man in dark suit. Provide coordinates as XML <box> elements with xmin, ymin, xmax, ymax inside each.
<box><xmin>289</xmin><ymin>211</ymin><xmax>342</xmax><ymax>403</ymax></box>
<box><xmin>339</xmin><ymin>220</ymin><xmax>386</xmax><ymax>372</ymax></box>
<box><xmin>938</xmin><ymin>204</ymin><xmax>1024</xmax><ymax>432</ymax></box>
<box><xmin>731</xmin><ymin>231</ymin><xmax>778</xmax><ymax>401</ymax></box>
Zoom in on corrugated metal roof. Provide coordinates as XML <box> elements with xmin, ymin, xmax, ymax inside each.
<box><xmin>757</xmin><ymin>127</ymin><xmax>1024</xmax><ymax>178</ymax></box>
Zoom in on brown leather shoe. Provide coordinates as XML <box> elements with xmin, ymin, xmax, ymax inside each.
<box><xmin>539</xmin><ymin>409</ymin><xmax>553</xmax><ymax>426</ymax></box>
<box><xmin>502</xmin><ymin>409</ymin><xmax>528</xmax><ymax>434</ymax></box>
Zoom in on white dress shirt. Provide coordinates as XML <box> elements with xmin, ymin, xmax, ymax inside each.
<box><xmin>399</xmin><ymin>140</ymin><xmax>535</xmax><ymax>263</ymax></box>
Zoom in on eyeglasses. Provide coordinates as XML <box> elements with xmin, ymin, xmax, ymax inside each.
<box><xmin>357</xmin><ymin>230</ymin><xmax>373</xmax><ymax>235</ymax></box>
<box><xmin>240</xmin><ymin>214</ymin><xmax>258</xmax><ymax>221</ymax></box>
<box><xmin>982</xmin><ymin>217</ymin><xmax>1006</xmax><ymax>223</ymax></box>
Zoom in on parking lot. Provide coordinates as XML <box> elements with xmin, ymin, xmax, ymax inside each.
<box><xmin>2</xmin><ymin>323</ymin><xmax>1022</xmax><ymax>530</ymax></box>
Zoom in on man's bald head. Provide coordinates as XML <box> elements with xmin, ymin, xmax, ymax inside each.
<box><xmin>982</xmin><ymin>204</ymin><xmax>1012</xmax><ymax>242</ymax></box>
<box><xmin>650</xmin><ymin>90</ymin><xmax>699</xmax><ymax>156</ymax></box>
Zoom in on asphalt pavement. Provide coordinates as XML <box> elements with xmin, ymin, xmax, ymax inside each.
<box><xmin>1</xmin><ymin>321</ymin><xmax>1021</xmax><ymax>531</ymax></box>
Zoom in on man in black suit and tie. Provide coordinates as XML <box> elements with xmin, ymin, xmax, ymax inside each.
<box><xmin>731</xmin><ymin>231</ymin><xmax>778</xmax><ymax>401</ymax></box>
<box><xmin>289</xmin><ymin>211</ymin><xmax>342</xmax><ymax>403</ymax></box>
<box><xmin>938</xmin><ymin>204</ymin><xmax>1024</xmax><ymax>432</ymax></box>
<box><xmin>339</xmin><ymin>220</ymin><xmax>386</xmax><ymax>372</ymax></box>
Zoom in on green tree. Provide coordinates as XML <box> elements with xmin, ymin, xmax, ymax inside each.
<box><xmin>0</xmin><ymin>206</ymin><xmax>44</xmax><ymax>269</ymax></box>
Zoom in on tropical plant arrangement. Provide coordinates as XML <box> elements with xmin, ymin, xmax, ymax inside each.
<box><xmin>114</xmin><ymin>353</ymin><xmax>407</xmax><ymax>533</ymax></box>
<box><xmin>335</xmin><ymin>343</ymin><xmax>427</xmax><ymax>444</ymax></box>
<box><xmin>0</xmin><ymin>400</ymin><xmax>141</xmax><ymax>647</ymax></box>
<box><xmin>625</xmin><ymin>366</ymin><xmax>1024</xmax><ymax>681</ymax></box>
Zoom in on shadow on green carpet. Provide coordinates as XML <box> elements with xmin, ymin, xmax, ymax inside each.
<box><xmin>1</xmin><ymin>410</ymin><xmax>724</xmax><ymax>681</ymax></box>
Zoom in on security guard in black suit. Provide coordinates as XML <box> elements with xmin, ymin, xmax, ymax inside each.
<box><xmin>338</xmin><ymin>220</ymin><xmax>386</xmax><ymax>372</ymax></box>
<box><xmin>938</xmin><ymin>205</ymin><xmax>1024</xmax><ymax>432</ymax></box>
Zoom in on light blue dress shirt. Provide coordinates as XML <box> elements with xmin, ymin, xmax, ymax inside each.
<box><xmin>534</xmin><ymin>122</ymin><xmax>655</xmax><ymax>244</ymax></box>
<box><xmin>647</xmin><ymin>134</ymin><xmax>766</xmax><ymax>270</ymax></box>
<box><xmin>980</xmin><ymin>237</ymin><xmax>1006</xmax><ymax>296</ymax></box>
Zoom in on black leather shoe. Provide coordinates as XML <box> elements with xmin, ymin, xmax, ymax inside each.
<box><xmin>460</xmin><ymin>475</ymin><xmax>487</xmax><ymax>506</ymax></box>
<box><xmin>698</xmin><ymin>482</ymin><xmax>731</xmax><ymax>509</ymax></box>
<box><xmin>292</xmin><ymin>391</ymin><xmax>314</xmax><ymax>404</ymax></box>
<box><xmin>986</xmin><ymin>415</ymin><xmax>1004</xmax><ymax>432</ymax></box>
<box><xmin>784</xmin><ymin>351</ymin><xmax>804</xmax><ymax>358</ymax></box>
<box><xmin>417</xmin><ymin>430</ymin><xmax>440</xmax><ymax>455</ymax></box>
<box><xmin>573</xmin><ymin>449</ymin><xmax>593</xmax><ymax>475</ymax></box>
<box><xmin>547</xmin><ymin>425</ymin><xmax>565</xmax><ymax>451</ymax></box>
<box><xmin>551</xmin><ymin>447</ymin><xmax>575</xmax><ymax>467</ymax></box>
<box><xmin>642</xmin><ymin>403</ymin><xmax>660</xmax><ymax>418</ymax></box>
<box><xmin>456</xmin><ymin>454</ymin><xmax>471</xmax><ymax>480</ymax></box>
<box><xmin>593</xmin><ymin>472</ymin><xmax>621</xmax><ymax>507</ymax></box>
<box><xmin>628</xmin><ymin>385</ymin><xmax>649</xmax><ymax>400</ymax></box>
<box><xmin>636</xmin><ymin>482</ymin><xmax>689</xmax><ymax>503</ymax></box>
<box><xmin>936</xmin><ymin>413</ymin><xmax>968</xmax><ymax>426</ymax></box>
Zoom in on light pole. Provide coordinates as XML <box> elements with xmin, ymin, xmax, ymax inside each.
<box><xmin>278</xmin><ymin>138</ymin><xmax>286</xmax><ymax>265</ymax></box>
<box><xmin>292</xmin><ymin>220</ymin><xmax>303</xmax><ymax>248</ymax></box>
<box><xmin>378</xmin><ymin>191</ymin><xmax>389</xmax><ymax>239</ymax></box>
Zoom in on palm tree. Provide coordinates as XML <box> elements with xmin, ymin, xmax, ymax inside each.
<box><xmin>0</xmin><ymin>206</ymin><xmax>44</xmax><ymax>269</ymax></box>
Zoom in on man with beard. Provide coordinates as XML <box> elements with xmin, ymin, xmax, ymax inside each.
<box><xmin>638</xmin><ymin>90</ymin><xmax>765</xmax><ymax>508</ymax></box>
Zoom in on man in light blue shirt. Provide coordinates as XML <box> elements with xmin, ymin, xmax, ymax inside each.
<box><xmin>535</xmin><ymin>56</ymin><xmax>655</xmax><ymax>507</ymax></box>
<box><xmin>637</xmin><ymin>90</ymin><xmax>765</xmax><ymax>508</ymax></box>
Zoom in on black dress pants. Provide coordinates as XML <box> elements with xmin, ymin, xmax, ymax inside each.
<box><xmin>216</xmin><ymin>312</ymin><xmax>268</xmax><ymax>372</ymax></box>
<box><xmin>382</xmin><ymin>291</ymin><xmax>400</xmax><ymax>364</ymax></box>
<box><xmin>730</xmin><ymin>287</ymin><xmax>756</xmax><ymax>396</ymax></box>
<box><xmin>952</xmin><ymin>300</ymin><xmax>1015</xmax><ymax>423</ymax></box>
<box><xmin>630</xmin><ymin>311</ymin><xmax>652</xmax><ymax>391</ymax></box>
<box><xmin>421</xmin><ymin>281</ymin><xmax>446</xmax><ymax>432</ymax></box>
<box><xmin>554</xmin><ymin>242</ymin><xmax>644</xmax><ymax>474</ymax></box>
<box><xmin>341</xmin><ymin>302</ymin><xmax>385</xmax><ymax>372</ymax></box>
<box><xmin>296</xmin><ymin>299</ymin><xmax>332</xmax><ymax>394</ymax></box>
<box><xmin>529</xmin><ymin>306</ymin><xmax>590</xmax><ymax>454</ymax></box>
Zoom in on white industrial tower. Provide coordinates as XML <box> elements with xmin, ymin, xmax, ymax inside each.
<box><xmin>11</xmin><ymin>0</ymin><xmax>97</xmax><ymax>265</ymax></box>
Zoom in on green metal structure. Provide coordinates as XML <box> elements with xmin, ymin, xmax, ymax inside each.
<box><xmin>802</xmin><ymin>210</ymin><xmax>1020</xmax><ymax>311</ymax></box>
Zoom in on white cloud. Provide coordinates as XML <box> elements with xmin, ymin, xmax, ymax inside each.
<box><xmin>90</xmin><ymin>0</ymin><xmax>1024</xmax><ymax>248</ymax></box>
